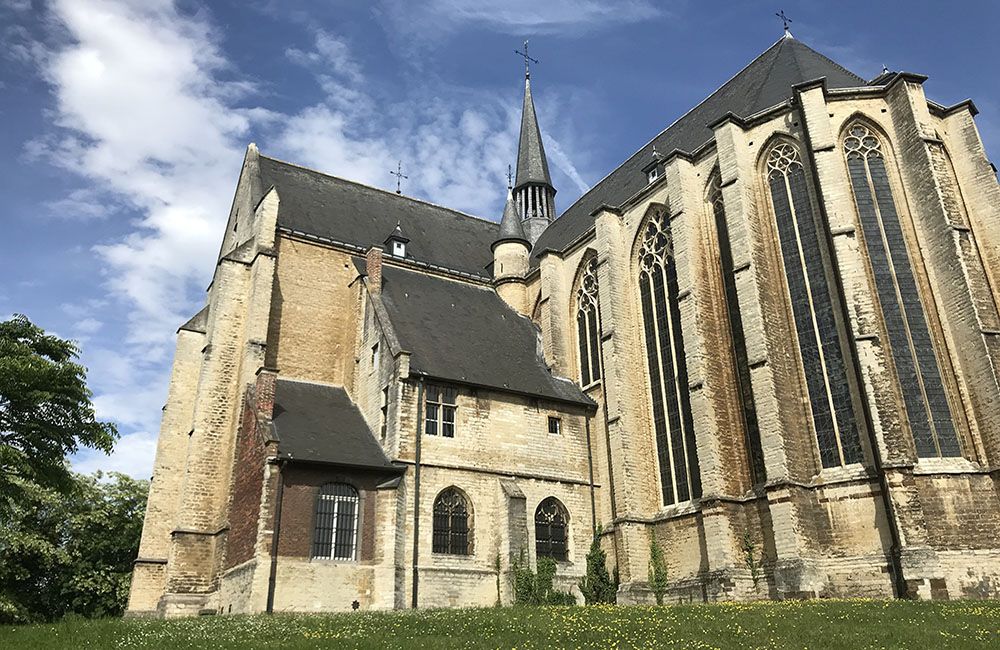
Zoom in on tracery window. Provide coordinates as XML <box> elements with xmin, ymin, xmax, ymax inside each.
<box><xmin>432</xmin><ymin>487</ymin><xmax>471</xmax><ymax>555</ymax></box>
<box><xmin>844</xmin><ymin>123</ymin><xmax>960</xmax><ymax>457</ymax></box>
<box><xmin>425</xmin><ymin>385</ymin><xmax>457</xmax><ymax>437</ymax></box>
<box><xmin>576</xmin><ymin>257</ymin><xmax>602</xmax><ymax>386</ymax></box>
<box><xmin>312</xmin><ymin>483</ymin><xmax>359</xmax><ymax>560</ymax></box>
<box><xmin>638</xmin><ymin>208</ymin><xmax>702</xmax><ymax>505</ymax></box>
<box><xmin>708</xmin><ymin>173</ymin><xmax>766</xmax><ymax>484</ymax></box>
<box><xmin>765</xmin><ymin>142</ymin><xmax>863</xmax><ymax>468</ymax></box>
<box><xmin>534</xmin><ymin>497</ymin><xmax>568</xmax><ymax>561</ymax></box>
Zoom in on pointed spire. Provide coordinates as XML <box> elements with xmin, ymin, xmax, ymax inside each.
<box><xmin>514</xmin><ymin>76</ymin><xmax>553</xmax><ymax>189</ymax></box>
<box><xmin>496</xmin><ymin>188</ymin><xmax>528</xmax><ymax>246</ymax></box>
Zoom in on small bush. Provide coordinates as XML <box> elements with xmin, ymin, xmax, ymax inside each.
<box><xmin>579</xmin><ymin>525</ymin><xmax>616</xmax><ymax>605</ymax></box>
<box><xmin>648</xmin><ymin>533</ymin><xmax>668</xmax><ymax>605</ymax></box>
<box><xmin>511</xmin><ymin>555</ymin><xmax>575</xmax><ymax>606</ymax></box>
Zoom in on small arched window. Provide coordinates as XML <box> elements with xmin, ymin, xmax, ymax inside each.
<box><xmin>843</xmin><ymin>123</ymin><xmax>960</xmax><ymax>457</ymax></box>
<box><xmin>432</xmin><ymin>487</ymin><xmax>472</xmax><ymax>555</ymax></box>
<box><xmin>576</xmin><ymin>257</ymin><xmax>602</xmax><ymax>386</ymax></box>
<box><xmin>312</xmin><ymin>483</ymin><xmax>359</xmax><ymax>560</ymax></box>
<box><xmin>534</xmin><ymin>497</ymin><xmax>569</xmax><ymax>561</ymax></box>
<box><xmin>638</xmin><ymin>207</ymin><xmax>701</xmax><ymax>505</ymax></box>
<box><xmin>765</xmin><ymin>142</ymin><xmax>862</xmax><ymax>468</ymax></box>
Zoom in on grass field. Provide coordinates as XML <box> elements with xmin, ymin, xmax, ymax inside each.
<box><xmin>2</xmin><ymin>600</ymin><xmax>998</xmax><ymax>649</ymax></box>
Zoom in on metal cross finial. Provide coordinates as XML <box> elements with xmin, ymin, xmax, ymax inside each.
<box><xmin>775</xmin><ymin>10</ymin><xmax>792</xmax><ymax>35</ymax></box>
<box><xmin>390</xmin><ymin>160</ymin><xmax>408</xmax><ymax>194</ymax></box>
<box><xmin>506</xmin><ymin>164</ymin><xmax>513</xmax><ymax>190</ymax></box>
<box><xmin>514</xmin><ymin>40</ymin><xmax>539</xmax><ymax>78</ymax></box>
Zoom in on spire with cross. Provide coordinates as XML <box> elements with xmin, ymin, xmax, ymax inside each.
<box><xmin>775</xmin><ymin>10</ymin><xmax>793</xmax><ymax>37</ymax></box>
<box><xmin>389</xmin><ymin>160</ymin><xmax>408</xmax><ymax>195</ymax></box>
<box><xmin>506</xmin><ymin>164</ymin><xmax>513</xmax><ymax>190</ymax></box>
<box><xmin>514</xmin><ymin>40</ymin><xmax>538</xmax><ymax>79</ymax></box>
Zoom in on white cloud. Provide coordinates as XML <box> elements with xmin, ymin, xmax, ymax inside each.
<box><xmin>74</xmin><ymin>317</ymin><xmax>103</xmax><ymax>334</ymax></box>
<box><xmin>71</xmin><ymin>429</ymin><xmax>158</xmax><ymax>479</ymax></box>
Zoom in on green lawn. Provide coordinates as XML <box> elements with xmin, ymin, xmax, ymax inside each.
<box><xmin>2</xmin><ymin>600</ymin><xmax>998</xmax><ymax>649</ymax></box>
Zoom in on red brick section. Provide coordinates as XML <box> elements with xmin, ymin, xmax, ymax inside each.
<box><xmin>366</xmin><ymin>247</ymin><xmax>383</xmax><ymax>295</ymax></box>
<box><xmin>225</xmin><ymin>370</ymin><xmax>278</xmax><ymax>569</ymax></box>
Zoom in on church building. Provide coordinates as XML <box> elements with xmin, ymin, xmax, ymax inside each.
<box><xmin>128</xmin><ymin>32</ymin><xmax>1000</xmax><ymax>617</ymax></box>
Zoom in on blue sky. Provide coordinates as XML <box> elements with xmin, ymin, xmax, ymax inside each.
<box><xmin>2</xmin><ymin>0</ymin><xmax>998</xmax><ymax>479</ymax></box>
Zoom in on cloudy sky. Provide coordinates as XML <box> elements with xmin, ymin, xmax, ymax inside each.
<box><xmin>2</xmin><ymin>0</ymin><xmax>998</xmax><ymax>479</ymax></box>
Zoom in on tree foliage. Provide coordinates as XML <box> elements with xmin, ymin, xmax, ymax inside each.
<box><xmin>648</xmin><ymin>533</ymin><xmax>669</xmax><ymax>605</ymax></box>
<box><xmin>0</xmin><ymin>472</ymin><xmax>148</xmax><ymax>623</ymax></box>
<box><xmin>579</xmin><ymin>525</ymin><xmax>616</xmax><ymax>605</ymax></box>
<box><xmin>0</xmin><ymin>314</ymin><xmax>118</xmax><ymax>510</ymax></box>
<box><xmin>511</xmin><ymin>555</ymin><xmax>576</xmax><ymax>606</ymax></box>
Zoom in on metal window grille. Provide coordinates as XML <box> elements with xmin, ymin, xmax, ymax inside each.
<box><xmin>534</xmin><ymin>497</ymin><xmax>568</xmax><ymax>561</ymax></box>
<box><xmin>638</xmin><ymin>208</ymin><xmax>702</xmax><ymax>506</ymax></box>
<box><xmin>312</xmin><ymin>483</ymin><xmax>359</xmax><ymax>561</ymax></box>
<box><xmin>766</xmin><ymin>142</ymin><xmax>862</xmax><ymax>468</ymax></box>
<box><xmin>432</xmin><ymin>488</ymin><xmax>471</xmax><ymax>555</ymax></box>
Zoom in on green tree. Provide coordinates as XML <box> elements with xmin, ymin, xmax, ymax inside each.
<box><xmin>579</xmin><ymin>525</ymin><xmax>616</xmax><ymax>604</ymax></box>
<box><xmin>0</xmin><ymin>472</ymin><xmax>147</xmax><ymax>623</ymax></box>
<box><xmin>0</xmin><ymin>314</ymin><xmax>118</xmax><ymax>510</ymax></box>
<box><xmin>648</xmin><ymin>533</ymin><xmax>669</xmax><ymax>605</ymax></box>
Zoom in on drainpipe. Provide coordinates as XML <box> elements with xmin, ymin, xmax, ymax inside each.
<box><xmin>265</xmin><ymin>459</ymin><xmax>286</xmax><ymax>613</ymax></box>
<box><xmin>411</xmin><ymin>378</ymin><xmax>425</xmax><ymax>608</ymax></box>
<box><xmin>796</xmin><ymin>95</ymin><xmax>906</xmax><ymax>598</ymax></box>
<box><xmin>584</xmin><ymin>415</ymin><xmax>597</xmax><ymax>535</ymax></box>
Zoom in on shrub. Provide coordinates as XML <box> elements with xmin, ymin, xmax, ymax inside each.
<box><xmin>579</xmin><ymin>525</ymin><xmax>616</xmax><ymax>604</ymax></box>
<box><xmin>648</xmin><ymin>533</ymin><xmax>668</xmax><ymax>605</ymax></box>
<box><xmin>511</xmin><ymin>555</ymin><xmax>575</xmax><ymax>605</ymax></box>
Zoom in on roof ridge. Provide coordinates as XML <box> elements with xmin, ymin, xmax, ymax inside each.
<box><xmin>258</xmin><ymin>152</ymin><xmax>500</xmax><ymax>228</ymax></box>
<box><xmin>745</xmin><ymin>37</ymin><xmax>787</xmax><ymax>120</ymax></box>
<box><xmin>788</xmin><ymin>38</ymin><xmax>866</xmax><ymax>84</ymax></box>
<box><xmin>545</xmin><ymin>37</ymin><xmax>790</xmax><ymax>224</ymax></box>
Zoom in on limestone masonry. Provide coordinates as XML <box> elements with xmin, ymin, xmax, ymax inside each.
<box><xmin>128</xmin><ymin>34</ymin><xmax>1000</xmax><ymax>617</ymax></box>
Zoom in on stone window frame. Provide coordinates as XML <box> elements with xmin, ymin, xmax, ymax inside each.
<box><xmin>432</xmin><ymin>486</ymin><xmax>473</xmax><ymax>555</ymax></box>
<box><xmin>425</xmin><ymin>384</ymin><xmax>458</xmax><ymax>437</ymax></box>
<box><xmin>759</xmin><ymin>136</ymin><xmax>865</xmax><ymax>470</ymax></box>
<box><xmin>534</xmin><ymin>496</ymin><xmax>570</xmax><ymax>562</ymax></box>
<box><xmin>840</xmin><ymin>118</ymin><xmax>966</xmax><ymax>459</ymax></box>
<box><xmin>633</xmin><ymin>203</ymin><xmax>702</xmax><ymax>507</ymax></box>
<box><xmin>547</xmin><ymin>416</ymin><xmax>562</xmax><ymax>435</ymax></box>
<box><xmin>311</xmin><ymin>482</ymin><xmax>360</xmax><ymax>561</ymax></box>
<box><xmin>574</xmin><ymin>254</ymin><xmax>603</xmax><ymax>388</ymax></box>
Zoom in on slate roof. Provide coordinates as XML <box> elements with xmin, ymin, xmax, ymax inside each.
<box><xmin>515</xmin><ymin>76</ymin><xmax>553</xmax><ymax>189</ymax></box>
<box><xmin>258</xmin><ymin>155</ymin><xmax>498</xmax><ymax>279</ymax></box>
<box><xmin>529</xmin><ymin>35</ymin><xmax>868</xmax><ymax>267</ymax></box>
<box><xmin>494</xmin><ymin>188</ymin><xmax>528</xmax><ymax>246</ymax></box>
<box><xmin>272</xmin><ymin>379</ymin><xmax>396</xmax><ymax>469</ymax></box>
<box><xmin>178</xmin><ymin>306</ymin><xmax>209</xmax><ymax>334</ymax></box>
<box><xmin>359</xmin><ymin>260</ymin><xmax>594</xmax><ymax>408</ymax></box>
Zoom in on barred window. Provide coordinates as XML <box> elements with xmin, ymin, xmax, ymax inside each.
<box><xmin>638</xmin><ymin>207</ymin><xmax>702</xmax><ymax>506</ymax></box>
<box><xmin>432</xmin><ymin>487</ymin><xmax>471</xmax><ymax>555</ymax></box>
<box><xmin>312</xmin><ymin>483</ymin><xmax>359</xmax><ymax>561</ymax></box>
<box><xmin>844</xmin><ymin>123</ymin><xmax>960</xmax><ymax>457</ymax></box>
<box><xmin>534</xmin><ymin>497</ymin><xmax>569</xmax><ymax>561</ymax></box>
<box><xmin>425</xmin><ymin>385</ymin><xmax>458</xmax><ymax>437</ymax></box>
<box><xmin>576</xmin><ymin>257</ymin><xmax>602</xmax><ymax>386</ymax></box>
<box><xmin>709</xmin><ymin>173</ymin><xmax>766</xmax><ymax>484</ymax></box>
<box><xmin>765</xmin><ymin>142</ymin><xmax>862</xmax><ymax>468</ymax></box>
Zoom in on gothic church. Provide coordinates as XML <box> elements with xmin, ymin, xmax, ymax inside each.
<box><xmin>128</xmin><ymin>32</ymin><xmax>1000</xmax><ymax>616</ymax></box>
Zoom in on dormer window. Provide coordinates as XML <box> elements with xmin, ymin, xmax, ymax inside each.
<box><xmin>383</xmin><ymin>221</ymin><xmax>410</xmax><ymax>259</ymax></box>
<box><xmin>391</xmin><ymin>240</ymin><xmax>406</xmax><ymax>257</ymax></box>
<box><xmin>647</xmin><ymin>166</ymin><xmax>660</xmax><ymax>184</ymax></box>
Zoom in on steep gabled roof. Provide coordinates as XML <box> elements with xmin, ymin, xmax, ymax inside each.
<box><xmin>359</xmin><ymin>260</ymin><xmax>594</xmax><ymax>408</ymax></box>
<box><xmin>529</xmin><ymin>36</ymin><xmax>867</xmax><ymax>266</ymax></box>
<box><xmin>258</xmin><ymin>155</ymin><xmax>499</xmax><ymax>279</ymax></box>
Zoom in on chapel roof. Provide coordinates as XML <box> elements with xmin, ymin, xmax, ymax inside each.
<box><xmin>357</xmin><ymin>259</ymin><xmax>594</xmax><ymax>408</ymax></box>
<box><xmin>528</xmin><ymin>35</ymin><xmax>870</xmax><ymax>267</ymax></box>
<box><xmin>257</xmin><ymin>155</ymin><xmax>498</xmax><ymax>279</ymax></box>
<box><xmin>272</xmin><ymin>378</ymin><xmax>397</xmax><ymax>469</ymax></box>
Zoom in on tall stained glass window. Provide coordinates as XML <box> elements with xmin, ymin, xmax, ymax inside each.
<box><xmin>638</xmin><ymin>207</ymin><xmax>702</xmax><ymax>505</ymax></box>
<box><xmin>844</xmin><ymin>123</ymin><xmax>960</xmax><ymax>457</ymax></box>
<box><xmin>765</xmin><ymin>142</ymin><xmax>863</xmax><ymax>468</ymax></box>
<box><xmin>577</xmin><ymin>257</ymin><xmax>602</xmax><ymax>386</ymax></box>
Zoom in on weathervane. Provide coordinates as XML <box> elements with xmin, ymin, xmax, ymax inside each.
<box><xmin>390</xmin><ymin>160</ymin><xmax>408</xmax><ymax>195</ymax></box>
<box><xmin>775</xmin><ymin>10</ymin><xmax>792</xmax><ymax>36</ymax></box>
<box><xmin>514</xmin><ymin>39</ymin><xmax>539</xmax><ymax>78</ymax></box>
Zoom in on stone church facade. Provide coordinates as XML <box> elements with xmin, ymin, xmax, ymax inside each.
<box><xmin>128</xmin><ymin>34</ymin><xmax>1000</xmax><ymax>617</ymax></box>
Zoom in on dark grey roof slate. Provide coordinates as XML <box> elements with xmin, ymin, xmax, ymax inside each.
<box><xmin>358</xmin><ymin>260</ymin><xmax>594</xmax><ymax>408</ymax></box>
<box><xmin>178</xmin><ymin>306</ymin><xmax>208</xmax><ymax>334</ymax></box>
<box><xmin>258</xmin><ymin>155</ymin><xmax>498</xmax><ymax>278</ymax></box>
<box><xmin>272</xmin><ymin>379</ymin><xmax>395</xmax><ymax>469</ymax></box>
<box><xmin>495</xmin><ymin>189</ymin><xmax>528</xmax><ymax>245</ymax></box>
<box><xmin>514</xmin><ymin>77</ymin><xmax>553</xmax><ymax>189</ymax></box>
<box><xmin>529</xmin><ymin>36</ymin><xmax>866</xmax><ymax>267</ymax></box>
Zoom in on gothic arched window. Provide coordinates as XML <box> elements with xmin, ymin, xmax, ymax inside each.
<box><xmin>576</xmin><ymin>257</ymin><xmax>602</xmax><ymax>386</ymax></box>
<box><xmin>708</xmin><ymin>173</ymin><xmax>766</xmax><ymax>484</ymax></box>
<box><xmin>765</xmin><ymin>142</ymin><xmax>862</xmax><ymax>468</ymax></box>
<box><xmin>432</xmin><ymin>487</ymin><xmax>472</xmax><ymax>555</ymax></box>
<box><xmin>534</xmin><ymin>497</ymin><xmax>569</xmax><ymax>561</ymax></box>
<box><xmin>312</xmin><ymin>483</ymin><xmax>359</xmax><ymax>560</ymax></box>
<box><xmin>844</xmin><ymin>123</ymin><xmax>960</xmax><ymax>457</ymax></box>
<box><xmin>638</xmin><ymin>208</ymin><xmax>702</xmax><ymax>505</ymax></box>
